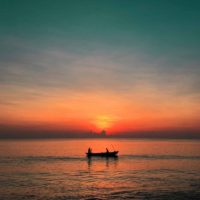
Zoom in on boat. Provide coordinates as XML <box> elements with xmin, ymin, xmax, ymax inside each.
<box><xmin>86</xmin><ymin>151</ymin><xmax>118</xmax><ymax>158</ymax></box>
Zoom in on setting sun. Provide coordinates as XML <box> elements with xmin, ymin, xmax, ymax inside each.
<box><xmin>93</xmin><ymin>115</ymin><xmax>114</xmax><ymax>130</ymax></box>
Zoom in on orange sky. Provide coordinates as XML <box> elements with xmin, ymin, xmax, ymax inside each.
<box><xmin>1</xmin><ymin>85</ymin><xmax>200</xmax><ymax>136</ymax></box>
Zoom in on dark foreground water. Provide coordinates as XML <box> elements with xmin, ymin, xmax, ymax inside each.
<box><xmin>0</xmin><ymin>139</ymin><xmax>200</xmax><ymax>200</ymax></box>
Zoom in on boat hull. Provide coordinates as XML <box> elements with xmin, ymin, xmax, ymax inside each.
<box><xmin>86</xmin><ymin>151</ymin><xmax>118</xmax><ymax>157</ymax></box>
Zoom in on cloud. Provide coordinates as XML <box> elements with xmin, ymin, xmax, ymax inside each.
<box><xmin>1</xmin><ymin>40</ymin><xmax>199</xmax><ymax>94</ymax></box>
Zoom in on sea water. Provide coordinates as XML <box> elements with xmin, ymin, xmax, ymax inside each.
<box><xmin>0</xmin><ymin>139</ymin><xmax>199</xmax><ymax>199</ymax></box>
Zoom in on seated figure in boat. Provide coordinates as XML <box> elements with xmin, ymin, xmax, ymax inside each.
<box><xmin>88</xmin><ymin>147</ymin><xmax>92</xmax><ymax>154</ymax></box>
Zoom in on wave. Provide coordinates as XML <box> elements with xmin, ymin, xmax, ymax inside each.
<box><xmin>122</xmin><ymin>154</ymin><xmax>200</xmax><ymax>160</ymax></box>
<box><xmin>22</xmin><ymin>156</ymin><xmax>83</xmax><ymax>161</ymax></box>
<box><xmin>0</xmin><ymin>154</ymin><xmax>199</xmax><ymax>164</ymax></box>
<box><xmin>0</xmin><ymin>156</ymin><xmax>85</xmax><ymax>164</ymax></box>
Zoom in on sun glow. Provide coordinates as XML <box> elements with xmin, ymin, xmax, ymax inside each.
<box><xmin>94</xmin><ymin>115</ymin><xmax>114</xmax><ymax>130</ymax></box>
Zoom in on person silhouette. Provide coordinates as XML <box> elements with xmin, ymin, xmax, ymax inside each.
<box><xmin>88</xmin><ymin>147</ymin><xmax>92</xmax><ymax>154</ymax></box>
<box><xmin>106</xmin><ymin>148</ymin><xmax>109</xmax><ymax>153</ymax></box>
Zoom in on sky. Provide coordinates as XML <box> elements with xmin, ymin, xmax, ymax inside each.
<box><xmin>0</xmin><ymin>0</ymin><xmax>200</xmax><ymax>138</ymax></box>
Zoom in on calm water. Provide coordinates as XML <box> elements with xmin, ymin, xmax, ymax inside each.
<box><xmin>0</xmin><ymin>139</ymin><xmax>200</xmax><ymax>200</ymax></box>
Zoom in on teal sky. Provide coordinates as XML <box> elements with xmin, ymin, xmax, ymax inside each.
<box><xmin>1</xmin><ymin>0</ymin><xmax>200</xmax><ymax>89</ymax></box>
<box><xmin>0</xmin><ymin>0</ymin><xmax>200</xmax><ymax>137</ymax></box>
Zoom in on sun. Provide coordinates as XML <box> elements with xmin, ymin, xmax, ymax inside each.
<box><xmin>94</xmin><ymin>115</ymin><xmax>114</xmax><ymax>130</ymax></box>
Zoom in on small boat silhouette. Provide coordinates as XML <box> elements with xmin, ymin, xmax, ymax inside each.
<box><xmin>86</xmin><ymin>150</ymin><xmax>118</xmax><ymax>158</ymax></box>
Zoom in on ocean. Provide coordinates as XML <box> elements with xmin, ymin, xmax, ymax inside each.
<box><xmin>0</xmin><ymin>139</ymin><xmax>199</xmax><ymax>200</ymax></box>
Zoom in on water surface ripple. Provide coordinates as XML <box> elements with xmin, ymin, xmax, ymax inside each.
<box><xmin>0</xmin><ymin>139</ymin><xmax>199</xmax><ymax>199</ymax></box>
